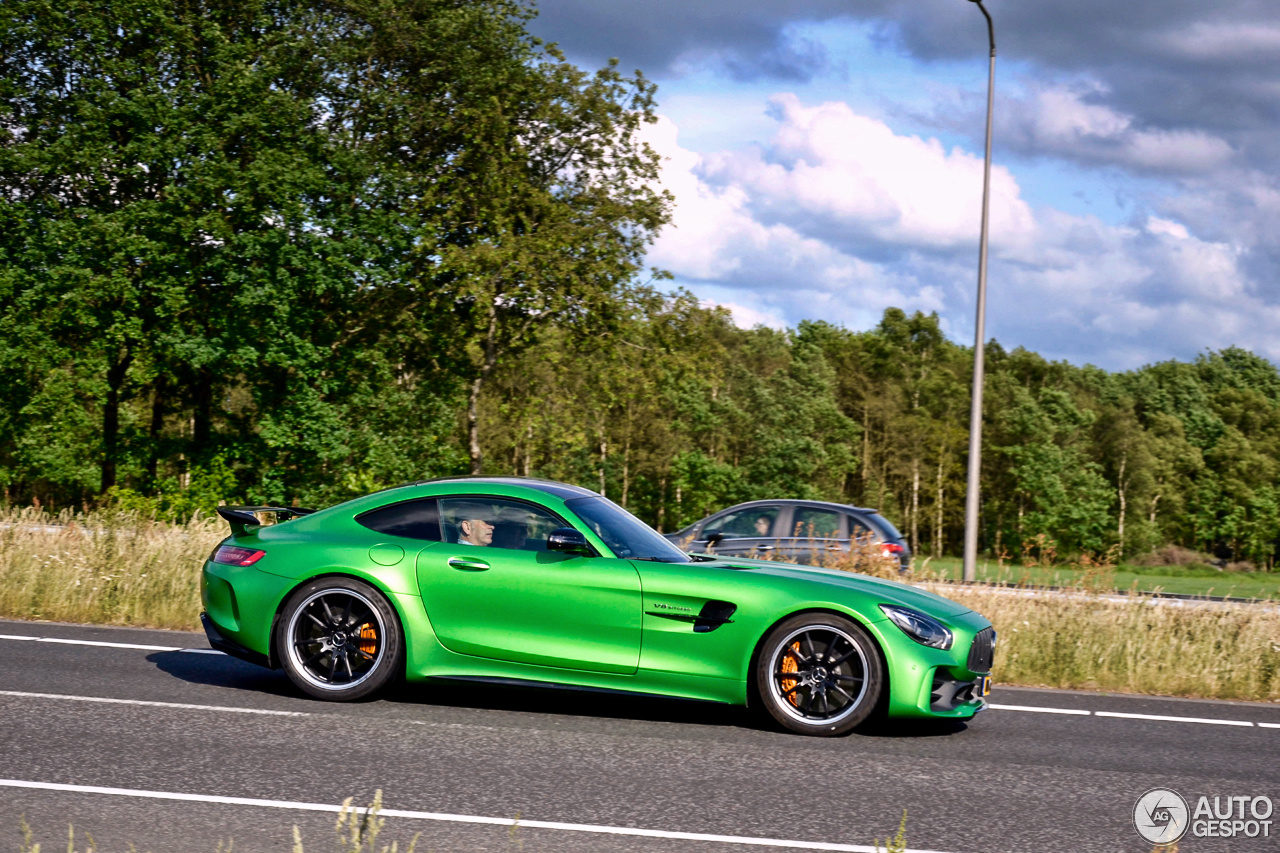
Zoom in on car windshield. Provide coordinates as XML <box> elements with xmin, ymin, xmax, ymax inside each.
<box><xmin>565</xmin><ymin>496</ymin><xmax>692</xmax><ymax>563</ymax></box>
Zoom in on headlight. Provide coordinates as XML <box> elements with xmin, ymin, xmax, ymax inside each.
<box><xmin>880</xmin><ymin>604</ymin><xmax>953</xmax><ymax>650</ymax></box>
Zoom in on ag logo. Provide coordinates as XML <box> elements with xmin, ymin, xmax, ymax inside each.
<box><xmin>1134</xmin><ymin>788</ymin><xmax>1190</xmax><ymax>845</ymax></box>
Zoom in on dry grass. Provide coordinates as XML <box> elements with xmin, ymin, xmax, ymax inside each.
<box><xmin>0</xmin><ymin>507</ymin><xmax>222</xmax><ymax>631</ymax></box>
<box><xmin>933</xmin><ymin>584</ymin><xmax>1280</xmax><ymax>702</ymax></box>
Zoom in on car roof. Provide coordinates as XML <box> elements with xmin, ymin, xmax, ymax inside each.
<box><xmin>716</xmin><ymin>498</ymin><xmax>884</xmax><ymax>515</ymax></box>
<box><xmin>407</xmin><ymin>475</ymin><xmax>599</xmax><ymax>500</ymax></box>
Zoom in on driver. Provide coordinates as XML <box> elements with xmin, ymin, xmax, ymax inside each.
<box><xmin>453</xmin><ymin>503</ymin><xmax>494</xmax><ymax>547</ymax></box>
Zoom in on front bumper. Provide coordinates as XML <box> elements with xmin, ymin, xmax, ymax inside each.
<box><xmin>877</xmin><ymin>615</ymin><xmax>994</xmax><ymax>719</ymax></box>
<box><xmin>929</xmin><ymin>669</ymin><xmax>990</xmax><ymax>712</ymax></box>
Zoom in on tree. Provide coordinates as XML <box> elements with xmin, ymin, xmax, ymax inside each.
<box><xmin>351</xmin><ymin>3</ymin><xmax>672</xmax><ymax>473</ymax></box>
<box><xmin>0</xmin><ymin>0</ymin><xmax>378</xmax><ymax>499</ymax></box>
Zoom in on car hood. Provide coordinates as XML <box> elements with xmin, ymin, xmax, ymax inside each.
<box><xmin>694</xmin><ymin>555</ymin><xmax>973</xmax><ymax>618</ymax></box>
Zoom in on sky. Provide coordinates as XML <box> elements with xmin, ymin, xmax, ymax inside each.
<box><xmin>526</xmin><ymin>0</ymin><xmax>1280</xmax><ymax>371</ymax></box>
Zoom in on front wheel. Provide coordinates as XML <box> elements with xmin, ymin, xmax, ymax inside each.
<box><xmin>276</xmin><ymin>577</ymin><xmax>403</xmax><ymax>701</ymax></box>
<box><xmin>755</xmin><ymin>613</ymin><xmax>884</xmax><ymax>736</ymax></box>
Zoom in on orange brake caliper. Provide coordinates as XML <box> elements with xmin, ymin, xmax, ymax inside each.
<box><xmin>358</xmin><ymin>623</ymin><xmax>378</xmax><ymax>656</ymax></box>
<box><xmin>780</xmin><ymin>641</ymin><xmax>801</xmax><ymax>706</ymax></box>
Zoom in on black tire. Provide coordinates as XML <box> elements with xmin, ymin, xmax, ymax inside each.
<box><xmin>754</xmin><ymin>612</ymin><xmax>884</xmax><ymax>736</ymax></box>
<box><xmin>276</xmin><ymin>576</ymin><xmax>403</xmax><ymax>701</ymax></box>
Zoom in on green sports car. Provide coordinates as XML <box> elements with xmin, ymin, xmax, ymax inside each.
<box><xmin>201</xmin><ymin>476</ymin><xmax>994</xmax><ymax>736</ymax></box>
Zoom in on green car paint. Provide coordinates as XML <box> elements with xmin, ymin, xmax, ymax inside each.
<box><xmin>201</xmin><ymin>477</ymin><xmax>994</xmax><ymax>727</ymax></box>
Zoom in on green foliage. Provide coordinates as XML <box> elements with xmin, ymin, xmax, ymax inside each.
<box><xmin>108</xmin><ymin>455</ymin><xmax>239</xmax><ymax>521</ymax></box>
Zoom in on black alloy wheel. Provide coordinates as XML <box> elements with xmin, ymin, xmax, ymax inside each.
<box><xmin>755</xmin><ymin>613</ymin><xmax>883</xmax><ymax>736</ymax></box>
<box><xmin>277</xmin><ymin>577</ymin><xmax>403</xmax><ymax>701</ymax></box>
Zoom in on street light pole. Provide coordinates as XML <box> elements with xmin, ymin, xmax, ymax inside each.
<box><xmin>962</xmin><ymin>0</ymin><xmax>994</xmax><ymax>583</ymax></box>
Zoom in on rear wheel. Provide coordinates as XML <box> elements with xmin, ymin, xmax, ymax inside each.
<box><xmin>276</xmin><ymin>577</ymin><xmax>403</xmax><ymax>701</ymax></box>
<box><xmin>755</xmin><ymin>613</ymin><xmax>883</xmax><ymax>736</ymax></box>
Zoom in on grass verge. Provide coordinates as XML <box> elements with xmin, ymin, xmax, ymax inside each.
<box><xmin>917</xmin><ymin>555</ymin><xmax>1280</xmax><ymax>600</ymax></box>
<box><xmin>937</xmin><ymin>584</ymin><xmax>1280</xmax><ymax>701</ymax></box>
<box><xmin>0</xmin><ymin>508</ymin><xmax>219</xmax><ymax>631</ymax></box>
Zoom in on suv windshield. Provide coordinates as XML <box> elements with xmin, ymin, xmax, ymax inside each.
<box><xmin>565</xmin><ymin>496</ymin><xmax>691</xmax><ymax>563</ymax></box>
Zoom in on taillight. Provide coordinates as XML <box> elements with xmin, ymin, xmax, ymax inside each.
<box><xmin>210</xmin><ymin>545</ymin><xmax>266</xmax><ymax>566</ymax></box>
<box><xmin>881</xmin><ymin>543</ymin><xmax>905</xmax><ymax>556</ymax></box>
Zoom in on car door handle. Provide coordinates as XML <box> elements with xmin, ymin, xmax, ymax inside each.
<box><xmin>447</xmin><ymin>557</ymin><xmax>490</xmax><ymax>571</ymax></box>
<box><xmin>756</xmin><ymin>545</ymin><xmax>774</xmax><ymax>552</ymax></box>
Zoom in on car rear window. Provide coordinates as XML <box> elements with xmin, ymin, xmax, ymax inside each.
<box><xmin>356</xmin><ymin>499</ymin><xmax>442</xmax><ymax>541</ymax></box>
<box><xmin>864</xmin><ymin>512</ymin><xmax>903</xmax><ymax>541</ymax></box>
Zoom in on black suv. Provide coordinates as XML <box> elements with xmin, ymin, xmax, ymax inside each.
<box><xmin>664</xmin><ymin>499</ymin><xmax>911</xmax><ymax>570</ymax></box>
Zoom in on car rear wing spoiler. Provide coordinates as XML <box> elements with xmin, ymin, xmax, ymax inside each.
<box><xmin>217</xmin><ymin>505</ymin><xmax>317</xmax><ymax>537</ymax></box>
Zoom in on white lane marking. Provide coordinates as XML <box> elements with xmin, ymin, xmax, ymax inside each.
<box><xmin>988</xmin><ymin>704</ymin><xmax>1090</xmax><ymax>716</ymax></box>
<box><xmin>1</xmin><ymin>634</ymin><xmax>1275</xmax><ymax>731</ymax></box>
<box><xmin>0</xmin><ymin>779</ymin><xmax>954</xmax><ymax>853</ymax></box>
<box><xmin>0</xmin><ymin>691</ymin><xmax>307</xmax><ymax>717</ymax></box>
<box><xmin>991</xmin><ymin>704</ymin><xmax>1275</xmax><ymax>728</ymax></box>
<box><xmin>0</xmin><ymin>632</ymin><xmax>220</xmax><ymax>655</ymax></box>
<box><xmin>1094</xmin><ymin>710</ymin><xmax>1254</xmax><ymax>727</ymax></box>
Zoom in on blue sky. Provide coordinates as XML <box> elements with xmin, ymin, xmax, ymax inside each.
<box><xmin>528</xmin><ymin>0</ymin><xmax>1280</xmax><ymax>370</ymax></box>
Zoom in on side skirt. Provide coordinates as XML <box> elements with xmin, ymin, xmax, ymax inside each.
<box><xmin>429</xmin><ymin>674</ymin><xmax>733</xmax><ymax>704</ymax></box>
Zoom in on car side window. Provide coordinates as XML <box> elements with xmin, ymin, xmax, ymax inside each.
<box><xmin>847</xmin><ymin>514</ymin><xmax>876</xmax><ymax>542</ymax></box>
<box><xmin>703</xmin><ymin>507</ymin><xmax>779</xmax><ymax>539</ymax></box>
<box><xmin>439</xmin><ymin>497</ymin><xmax>566</xmax><ymax>551</ymax></box>
<box><xmin>356</xmin><ymin>499</ymin><xmax>442</xmax><ymax>541</ymax></box>
<box><xmin>791</xmin><ymin>507</ymin><xmax>842</xmax><ymax>539</ymax></box>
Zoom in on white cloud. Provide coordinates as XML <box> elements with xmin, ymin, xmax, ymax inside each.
<box><xmin>1002</xmin><ymin>82</ymin><xmax>1234</xmax><ymax>175</ymax></box>
<box><xmin>700</xmin><ymin>299</ymin><xmax>788</xmax><ymax>329</ymax></box>
<box><xmin>1156</xmin><ymin>22</ymin><xmax>1280</xmax><ymax>62</ymax></box>
<box><xmin>644</xmin><ymin>95</ymin><xmax>1268</xmax><ymax>369</ymax></box>
<box><xmin>700</xmin><ymin>94</ymin><xmax>1036</xmax><ymax>249</ymax></box>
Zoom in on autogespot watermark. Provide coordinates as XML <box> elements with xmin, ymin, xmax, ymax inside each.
<box><xmin>1133</xmin><ymin>788</ymin><xmax>1275</xmax><ymax>844</ymax></box>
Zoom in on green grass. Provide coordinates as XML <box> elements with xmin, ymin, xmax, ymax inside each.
<box><xmin>916</xmin><ymin>556</ymin><xmax>1280</xmax><ymax>600</ymax></box>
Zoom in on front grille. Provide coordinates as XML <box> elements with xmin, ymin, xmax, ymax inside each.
<box><xmin>967</xmin><ymin>627</ymin><xmax>996</xmax><ymax>673</ymax></box>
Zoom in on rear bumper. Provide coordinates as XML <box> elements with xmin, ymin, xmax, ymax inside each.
<box><xmin>201</xmin><ymin>611</ymin><xmax>273</xmax><ymax>669</ymax></box>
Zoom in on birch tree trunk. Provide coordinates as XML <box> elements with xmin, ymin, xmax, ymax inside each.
<box><xmin>911</xmin><ymin>457</ymin><xmax>920</xmax><ymax>555</ymax></box>
<box><xmin>1117</xmin><ymin>452</ymin><xmax>1127</xmax><ymax>551</ymax></box>
<box><xmin>934</xmin><ymin>455</ymin><xmax>945</xmax><ymax>558</ymax></box>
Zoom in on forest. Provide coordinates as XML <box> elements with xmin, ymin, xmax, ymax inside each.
<box><xmin>2</xmin><ymin>0</ymin><xmax>1278</xmax><ymax>567</ymax></box>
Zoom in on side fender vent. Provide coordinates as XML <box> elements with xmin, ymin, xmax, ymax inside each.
<box><xmin>694</xmin><ymin>600</ymin><xmax>737</xmax><ymax>633</ymax></box>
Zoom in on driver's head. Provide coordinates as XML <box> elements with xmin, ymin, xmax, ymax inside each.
<box><xmin>754</xmin><ymin>516</ymin><xmax>771</xmax><ymax>535</ymax></box>
<box><xmin>453</xmin><ymin>503</ymin><xmax>494</xmax><ymax>546</ymax></box>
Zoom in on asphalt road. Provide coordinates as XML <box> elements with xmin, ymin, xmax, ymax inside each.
<box><xmin>0</xmin><ymin>618</ymin><xmax>1277</xmax><ymax>853</ymax></box>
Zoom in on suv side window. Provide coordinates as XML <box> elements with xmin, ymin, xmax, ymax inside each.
<box><xmin>790</xmin><ymin>507</ymin><xmax>842</xmax><ymax>539</ymax></box>
<box><xmin>356</xmin><ymin>499</ymin><xmax>442</xmax><ymax>541</ymax></box>
<box><xmin>847</xmin><ymin>514</ymin><xmax>878</xmax><ymax>542</ymax></box>
<box><xmin>703</xmin><ymin>506</ymin><xmax>780</xmax><ymax>539</ymax></box>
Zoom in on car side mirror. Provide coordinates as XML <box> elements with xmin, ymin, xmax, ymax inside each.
<box><xmin>547</xmin><ymin>527</ymin><xmax>593</xmax><ymax>555</ymax></box>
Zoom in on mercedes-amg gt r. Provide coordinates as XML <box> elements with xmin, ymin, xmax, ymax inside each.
<box><xmin>201</xmin><ymin>477</ymin><xmax>994</xmax><ymax>736</ymax></box>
